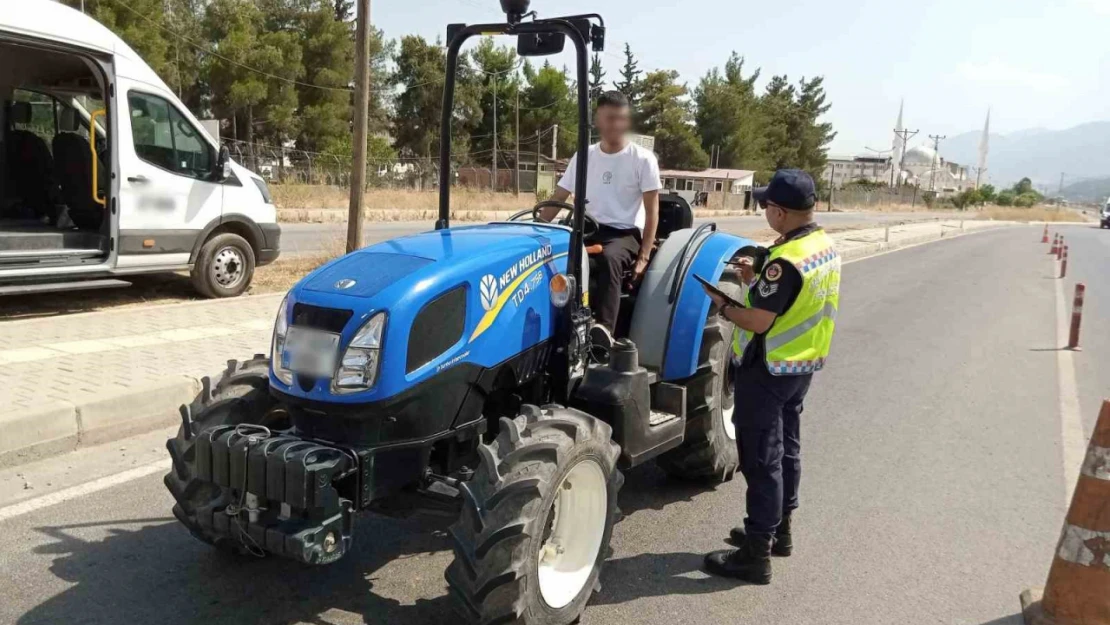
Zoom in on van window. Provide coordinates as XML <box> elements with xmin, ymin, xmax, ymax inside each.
<box><xmin>128</xmin><ymin>91</ymin><xmax>212</xmax><ymax>180</ymax></box>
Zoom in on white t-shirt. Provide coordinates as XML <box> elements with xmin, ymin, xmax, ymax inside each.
<box><xmin>557</xmin><ymin>142</ymin><xmax>662</xmax><ymax>231</ymax></box>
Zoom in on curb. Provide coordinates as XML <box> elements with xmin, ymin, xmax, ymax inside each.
<box><xmin>0</xmin><ymin>220</ymin><xmax>1019</xmax><ymax>469</ymax></box>
<box><xmin>0</xmin><ymin>376</ymin><xmax>199</xmax><ymax>469</ymax></box>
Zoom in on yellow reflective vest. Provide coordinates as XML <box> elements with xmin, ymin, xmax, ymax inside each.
<box><xmin>732</xmin><ymin>228</ymin><xmax>840</xmax><ymax>375</ymax></box>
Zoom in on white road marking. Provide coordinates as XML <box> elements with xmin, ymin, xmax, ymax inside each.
<box><xmin>0</xmin><ymin>459</ymin><xmax>170</xmax><ymax>523</ymax></box>
<box><xmin>1055</xmin><ymin>277</ymin><xmax>1087</xmax><ymax>505</ymax></box>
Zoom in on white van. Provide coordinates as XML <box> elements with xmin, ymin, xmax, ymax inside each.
<box><xmin>0</xmin><ymin>1</ymin><xmax>280</xmax><ymax>297</ymax></box>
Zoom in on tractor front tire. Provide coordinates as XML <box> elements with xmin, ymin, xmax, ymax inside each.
<box><xmin>164</xmin><ymin>356</ymin><xmax>288</xmax><ymax>554</ymax></box>
<box><xmin>656</xmin><ymin>312</ymin><xmax>739</xmax><ymax>482</ymax></box>
<box><xmin>445</xmin><ymin>405</ymin><xmax>622</xmax><ymax>625</ymax></box>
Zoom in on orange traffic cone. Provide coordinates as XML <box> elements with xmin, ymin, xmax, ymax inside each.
<box><xmin>1021</xmin><ymin>400</ymin><xmax>1110</xmax><ymax>624</ymax></box>
<box><xmin>1043</xmin><ymin>225</ymin><xmax>1050</xmax><ymax>244</ymax></box>
<box><xmin>1051</xmin><ymin>234</ymin><xmax>1060</xmax><ymax>256</ymax></box>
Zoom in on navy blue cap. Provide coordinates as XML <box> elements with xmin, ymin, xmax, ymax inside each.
<box><xmin>753</xmin><ymin>169</ymin><xmax>817</xmax><ymax>211</ymax></box>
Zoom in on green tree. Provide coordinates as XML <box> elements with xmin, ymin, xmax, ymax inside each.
<box><xmin>1013</xmin><ymin>177</ymin><xmax>1035</xmax><ymax>195</ymax></box>
<box><xmin>792</xmin><ymin>76</ymin><xmax>835</xmax><ymax>177</ymax></box>
<box><xmin>977</xmin><ymin>184</ymin><xmax>996</xmax><ymax>203</ymax></box>
<box><xmin>64</xmin><ymin>0</ymin><xmax>171</xmax><ymax>82</ymax></box>
<box><xmin>205</xmin><ymin>0</ymin><xmax>304</xmax><ymax>167</ymax></box>
<box><xmin>694</xmin><ymin>53</ymin><xmax>767</xmax><ymax>171</ymax></box>
<box><xmin>760</xmin><ymin>75</ymin><xmax>798</xmax><ymax>170</ymax></box>
<box><xmin>636</xmin><ymin>70</ymin><xmax>708</xmax><ymax>169</ymax></box>
<box><xmin>520</xmin><ymin>61</ymin><xmax>578</xmax><ymax>159</ymax></box>
<box><xmin>613</xmin><ymin>43</ymin><xmax>643</xmax><ymax>108</ymax></box>
<box><xmin>295</xmin><ymin>6</ymin><xmax>355</xmax><ymax>155</ymax></box>
<box><xmin>469</xmin><ymin>38</ymin><xmax>519</xmax><ymax>163</ymax></box>
<box><xmin>1015</xmin><ymin>191</ymin><xmax>1040</xmax><ymax>207</ymax></box>
<box><xmin>996</xmin><ymin>190</ymin><xmax>1015</xmax><ymax>206</ymax></box>
<box><xmin>588</xmin><ymin>53</ymin><xmax>606</xmax><ymax>104</ymax></box>
<box><xmin>391</xmin><ymin>36</ymin><xmax>481</xmax><ymax>163</ymax></box>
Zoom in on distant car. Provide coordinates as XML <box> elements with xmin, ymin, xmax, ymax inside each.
<box><xmin>1102</xmin><ymin>203</ymin><xmax>1110</xmax><ymax>229</ymax></box>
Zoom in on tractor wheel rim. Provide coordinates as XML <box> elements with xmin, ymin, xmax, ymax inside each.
<box><xmin>722</xmin><ymin>365</ymin><xmax>736</xmax><ymax>440</ymax></box>
<box><xmin>537</xmin><ymin>458</ymin><xmax>607</xmax><ymax>609</ymax></box>
<box><xmin>213</xmin><ymin>246</ymin><xmax>245</xmax><ymax>288</ymax></box>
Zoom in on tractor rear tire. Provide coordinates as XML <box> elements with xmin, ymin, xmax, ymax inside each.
<box><xmin>656</xmin><ymin>310</ymin><xmax>740</xmax><ymax>482</ymax></box>
<box><xmin>164</xmin><ymin>356</ymin><xmax>288</xmax><ymax>554</ymax></box>
<box><xmin>445</xmin><ymin>405</ymin><xmax>622</xmax><ymax>625</ymax></box>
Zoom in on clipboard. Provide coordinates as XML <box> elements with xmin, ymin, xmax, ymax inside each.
<box><xmin>694</xmin><ymin>274</ymin><xmax>745</xmax><ymax>309</ymax></box>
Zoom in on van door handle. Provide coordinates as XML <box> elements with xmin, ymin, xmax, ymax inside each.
<box><xmin>127</xmin><ymin>175</ymin><xmax>149</xmax><ymax>185</ymax></box>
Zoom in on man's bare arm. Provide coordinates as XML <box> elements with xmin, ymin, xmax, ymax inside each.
<box><xmin>539</xmin><ymin>187</ymin><xmax>572</xmax><ymax>222</ymax></box>
<box><xmin>639</xmin><ymin>190</ymin><xmax>659</xmax><ymax>259</ymax></box>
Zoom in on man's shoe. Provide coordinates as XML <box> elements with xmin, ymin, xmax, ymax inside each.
<box><xmin>589</xmin><ymin>323</ymin><xmax>614</xmax><ymax>356</ymax></box>
<box><xmin>704</xmin><ymin>535</ymin><xmax>772</xmax><ymax>584</ymax></box>
<box><xmin>729</xmin><ymin>512</ymin><xmax>793</xmax><ymax>556</ymax></box>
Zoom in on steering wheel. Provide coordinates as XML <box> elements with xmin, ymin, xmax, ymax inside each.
<box><xmin>508</xmin><ymin>199</ymin><xmax>599</xmax><ymax>238</ymax></box>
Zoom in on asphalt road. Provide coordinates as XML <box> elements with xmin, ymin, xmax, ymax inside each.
<box><xmin>0</xmin><ymin>225</ymin><xmax>1094</xmax><ymax>625</ymax></box>
<box><xmin>280</xmin><ymin>211</ymin><xmax>942</xmax><ymax>256</ymax></box>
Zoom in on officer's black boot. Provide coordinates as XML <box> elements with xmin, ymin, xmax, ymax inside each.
<box><xmin>705</xmin><ymin>534</ymin><xmax>773</xmax><ymax>584</ymax></box>
<box><xmin>729</xmin><ymin>511</ymin><xmax>793</xmax><ymax>556</ymax></box>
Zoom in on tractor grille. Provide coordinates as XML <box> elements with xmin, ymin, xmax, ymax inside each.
<box><xmin>292</xmin><ymin>303</ymin><xmax>353</xmax><ymax>334</ymax></box>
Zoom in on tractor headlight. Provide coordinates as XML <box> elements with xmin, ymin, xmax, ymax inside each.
<box><xmin>550</xmin><ymin>273</ymin><xmax>575</xmax><ymax>308</ymax></box>
<box><xmin>333</xmin><ymin>312</ymin><xmax>386</xmax><ymax>392</ymax></box>
<box><xmin>271</xmin><ymin>296</ymin><xmax>293</xmax><ymax>385</ymax></box>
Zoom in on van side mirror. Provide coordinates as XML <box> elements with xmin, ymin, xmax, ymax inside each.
<box><xmin>216</xmin><ymin>145</ymin><xmax>231</xmax><ymax>181</ymax></box>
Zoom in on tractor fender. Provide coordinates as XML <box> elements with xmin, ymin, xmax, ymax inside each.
<box><xmin>629</xmin><ymin>226</ymin><xmax>753</xmax><ymax>380</ymax></box>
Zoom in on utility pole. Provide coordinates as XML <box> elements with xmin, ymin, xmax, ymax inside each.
<box><xmin>972</xmin><ymin>166</ymin><xmax>986</xmax><ymax>189</ymax></box>
<box><xmin>534</xmin><ymin>130</ymin><xmax>541</xmax><ymax>199</ymax></box>
<box><xmin>1058</xmin><ymin>172</ymin><xmax>1065</xmax><ymax>196</ymax></box>
<box><xmin>492</xmin><ymin>75</ymin><xmax>498</xmax><ymax>192</ymax></box>
<box><xmin>827</xmin><ymin>163</ymin><xmax>835</xmax><ymax>211</ymax></box>
<box><xmin>515</xmin><ymin>89</ymin><xmax>520</xmax><ymax>196</ymax></box>
<box><xmin>892</xmin><ymin>128</ymin><xmax>919</xmax><ymax>190</ymax></box>
<box><xmin>552</xmin><ymin>124</ymin><xmax>558</xmax><ymax>160</ymax></box>
<box><xmin>928</xmin><ymin>134</ymin><xmax>945</xmax><ymax>192</ymax></box>
<box><xmin>346</xmin><ymin>0</ymin><xmax>372</xmax><ymax>253</ymax></box>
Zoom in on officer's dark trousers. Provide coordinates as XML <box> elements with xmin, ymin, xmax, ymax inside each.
<box><xmin>733</xmin><ymin>361</ymin><xmax>812</xmax><ymax>538</ymax></box>
<box><xmin>585</xmin><ymin>224</ymin><xmax>641</xmax><ymax>332</ymax></box>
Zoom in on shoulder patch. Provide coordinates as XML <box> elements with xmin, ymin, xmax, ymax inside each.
<box><xmin>764</xmin><ymin>263</ymin><xmax>782</xmax><ymax>282</ymax></box>
<box><xmin>757</xmin><ymin>281</ymin><xmax>779</xmax><ymax>298</ymax></box>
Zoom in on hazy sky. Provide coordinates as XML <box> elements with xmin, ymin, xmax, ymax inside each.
<box><xmin>373</xmin><ymin>0</ymin><xmax>1110</xmax><ymax>156</ymax></box>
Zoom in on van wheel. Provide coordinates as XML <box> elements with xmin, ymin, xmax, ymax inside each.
<box><xmin>191</xmin><ymin>232</ymin><xmax>255</xmax><ymax>298</ymax></box>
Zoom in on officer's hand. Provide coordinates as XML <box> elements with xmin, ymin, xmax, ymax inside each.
<box><xmin>736</xmin><ymin>257</ymin><xmax>756</xmax><ymax>285</ymax></box>
<box><xmin>701</xmin><ymin>283</ymin><xmax>727</xmax><ymax>308</ymax></box>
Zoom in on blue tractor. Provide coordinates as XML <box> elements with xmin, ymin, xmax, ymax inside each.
<box><xmin>164</xmin><ymin>2</ymin><xmax>755</xmax><ymax>623</ymax></box>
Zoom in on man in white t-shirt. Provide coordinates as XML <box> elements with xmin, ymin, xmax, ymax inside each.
<box><xmin>543</xmin><ymin>91</ymin><xmax>661</xmax><ymax>342</ymax></box>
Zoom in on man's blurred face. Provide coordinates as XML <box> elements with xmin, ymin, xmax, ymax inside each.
<box><xmin>595</xmin><ymin>103</ymin><xmax>631</xmax><ymax>144</ymax></box>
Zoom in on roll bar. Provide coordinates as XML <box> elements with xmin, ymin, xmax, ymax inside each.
<box><xmin>437</xmin><ymin>10</ymin><xmax>604</xmax><ymax>302</ymax></box>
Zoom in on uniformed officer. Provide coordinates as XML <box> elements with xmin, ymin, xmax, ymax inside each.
<box><xmin>700</xmin><ymin>169</ymin><xmax>841</xmax><ymax>584</ymax></box>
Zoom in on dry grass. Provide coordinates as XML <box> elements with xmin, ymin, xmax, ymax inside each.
<box><xmin>975</xmin><ymin>206</ymin><xmax>1090</xmax><ymax>222</ymax></box>
<box><xmin>271</xmin><ymin>184</ymin><xmax>530</xmax><ymax>212</ymax></box>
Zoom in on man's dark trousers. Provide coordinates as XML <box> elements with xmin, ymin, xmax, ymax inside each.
<box><xmin>733</xmin><ymin>360</ymin><xmax>812</xmax><ymax>538</ymax></box>
<box><xmin>586</xmin><ymin>224</ymin><xmax>640</xmax><ymax>332</ymax></box>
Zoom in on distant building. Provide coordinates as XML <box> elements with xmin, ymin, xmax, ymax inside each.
<box><xmin>823</xmin><ymin>155</ymin><xmax>894</xmax><ymax>188</ymax></box>
<box><xmin>659</xmin><ymin>168</ymin><xmax>755</xmax><ymax>205</ymax></box>
<box><xmin>899</xmin><ymin>145</ymin><xmax>973</xmax><ymax>194</ymax></box>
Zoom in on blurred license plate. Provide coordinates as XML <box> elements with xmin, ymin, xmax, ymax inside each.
<box><xmin>284</xmin><ymin>327</ymin><xmax>340</xmax><ymax>377</ymax></box>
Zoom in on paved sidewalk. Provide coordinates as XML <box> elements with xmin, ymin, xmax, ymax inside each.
<box><xmin>0</xmin><ymin>219</ymin><xmax>1013</xmax><ymax>466</ymax></box>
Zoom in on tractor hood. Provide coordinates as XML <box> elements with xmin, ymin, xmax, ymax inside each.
<box><xmin>278</xmin><ymin>222</ymin><xmax>574</xmax><ymax>405</ymax></box>
<box><xmin>299</xmin><ymin>223</ymin><xmax>570</xmax><ymax>299</ymax></box>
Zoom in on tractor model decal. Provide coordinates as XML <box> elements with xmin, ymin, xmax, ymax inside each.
<box><xmin>511</xmin><ymin>271</ymin><xmax>546</xmax><ymax>307</ymax></box>
<box><xmin>471</xmin><ymin>249</ymin><xmax>567</xmax><ymax>341</ymax></box>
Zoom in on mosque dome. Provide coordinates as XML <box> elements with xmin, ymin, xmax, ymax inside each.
<box><xmin>903</xmin><ymin>145</ymin><xmax>938</xmax><ymax>166</ymax></box>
